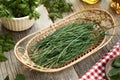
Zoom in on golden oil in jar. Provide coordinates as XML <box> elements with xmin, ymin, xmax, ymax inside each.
<box><xmin>110</xmin><ymin>0</ymin><xmax>120</xmax><ymax>14</ymax></box>
<box><xmin>82</xmin><ymin>0</ymin><xmax>99</xmax><ymax>4</ymax></box>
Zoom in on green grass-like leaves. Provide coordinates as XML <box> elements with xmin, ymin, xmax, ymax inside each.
<box><xmin>30</xmin><ymin>21</ymin><xmax>105</xmax><ymax>68</ymax></box>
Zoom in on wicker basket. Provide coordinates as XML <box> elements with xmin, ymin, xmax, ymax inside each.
<box><xmin>14</xmin><ymin>9</ymin><xmax>115</xmax><ymax>72</ymax></box>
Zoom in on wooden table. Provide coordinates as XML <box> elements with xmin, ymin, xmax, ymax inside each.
<box><xmin>0</xmin><ymin>0</ymin><xmax>120</xmax><ymax>80</ymax></box>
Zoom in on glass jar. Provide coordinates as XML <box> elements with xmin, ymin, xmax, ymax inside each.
<box><xmin>82</xmin><ymin>0</ymin><xmax>99</xmax><ymax>4</ymax></box>
<box><xmin>110</xmin><ymin>0</ymin><xmax>120</xmax><ymax>14</ymax></box>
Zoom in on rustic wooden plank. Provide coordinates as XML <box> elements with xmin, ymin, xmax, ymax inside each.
<box><xmin>27</xmin><ymin>67</ymin><xmax>79</xmax><ymax>80</ymax></box>
<box><xmin>99</xmin><ymin>0</ymin><xmax>110</xmax><ymax>10</ymax></box>
<box><xmin>0</xmin><ymin>63</ymin><xmax>7</xmax><ymax>80</ymax></box>
<box><xmin>51</xmin><ymin>67</ymin><xmax>78</xmax><ymax>80</ymax></box>
<box><xmin>33</xmin><ymin>5</ymin><xmax>53</xmax><ymax>30</ymax></box>
<box><xmin>67</xmin><ymin>0</ymin><xmax>85</xmax><ymax>11</ymax></box>
<box><xmin>0</xmin><ymin>66</ymin><xmax>4</xmax><ymax>80</ymax></box>
<box><xmin>0</xmin><ymin>70</ymin><xmax>4</xmax><ymax>80</ymax></box>
<box><xmin>4</xmin><ymin>52</ymin><xmax>17</xmax><ymax>80</ymax></box>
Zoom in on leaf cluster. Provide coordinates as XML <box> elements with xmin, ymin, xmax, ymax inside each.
<box><xmin>40</xmin><ymin>0</ymin><xmax>72</xmax><ymax>20</ymax></box>
<box><xmin>0</xmin><ymin>34</ymin><xmax>15</xmax><ymax>62</ymax></box>
<box><xmin>0</xmin><ymin>0</ymin><xmax>40</xmax><ymax>20</ymax></box>
<box><xmin>30</xmin><ymin>21</ymin><xmax>105</xmax><ymax>68</ymax></box>
<box><xmin>108</xmin><ymin>57</ymin><xmax>120</xmax><ymax>80</ymax></box>
<box><xmin>5</xmin><ymin>74</ymin><xmax>25</xmax><ymax>80</ymax></box>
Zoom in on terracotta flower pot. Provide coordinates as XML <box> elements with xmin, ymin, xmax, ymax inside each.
<box><xmin>1</xmin><ymin>16</ymin><xmax>35</xmax><ymax>31</ymax></box>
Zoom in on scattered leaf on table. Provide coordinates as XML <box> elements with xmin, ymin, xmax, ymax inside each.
<box><xmin>112</xmin><ymin>58</ymin><xmax>120</xmax><ymax>68</ymax></box>
<box><xmin>4</xmin><ymin>76</ymin><xmax>10</xmax><ymax>80</ymax></box>
<box><xmin>15</xmin><ymin>74</ymin><xmax>26</xmax><ymax>80</ymax></box>
<box><xmin>109</xmin><ymin>73</ymin><xmax>120</xmax><ymax>80</ymax></box>
<box><xmin>0</xmin><ymin>46</ymin><xmax>7</xmax><ymax>62</ymax></box>
<box><xmin>108</xmin><ymin>67</ymin><xmax>120</xmax><ymax>77</ymax></box>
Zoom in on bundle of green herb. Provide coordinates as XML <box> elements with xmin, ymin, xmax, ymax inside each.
<box><xmin>0</xmin><ymin>0</ymin><xmax>40</xmax><ymax>19</ymax></box>
<box><xmin>29</xmin><ymin>21</ymin><xmax>105</xmax><ymax>68</ymax></box>
<box><xmin>0</xmin><ymin>34</ymin><xmax>14</xmax><ymax>62</ymax></box>
<box><xmin>108</xmin><ymin>57</ymin><xmax>120</xmax><ymax>80</ymax></box>
<box><xmin>40</xmin><ymin>0</ymin><xmax>72</xmax><ymax>20</ymax></box>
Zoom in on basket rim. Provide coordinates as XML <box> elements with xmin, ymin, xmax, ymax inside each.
<box><xmin>14</xmin><ymin>8</ymin><xmax>116</xmax><ymax>72</ymax></box>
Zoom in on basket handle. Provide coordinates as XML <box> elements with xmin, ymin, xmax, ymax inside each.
<box><xmin>15</xmin><ymin>46</ymin><xmax>31</xmax><ymax>65</ymax></box>
<box><xmin>14</xmin><ymin>30</ymin><xmax>42</xmax><ymax>57</ymax></box>
<box><xmin>16</xmin><ymin>47</ymin><xmax>27</xmax><ymax>56</ymax></box>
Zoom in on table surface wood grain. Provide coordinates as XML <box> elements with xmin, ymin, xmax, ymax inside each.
<box><xmin>0</xmin><ymin>0</ymin><xmax>120</xmax><ymax>80</ymax></box>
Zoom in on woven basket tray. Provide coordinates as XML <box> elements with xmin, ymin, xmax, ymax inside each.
<box><xmin>14</xmin><ymin>9</ymin><xmax>115</xmax><ymax>72</ymax></box>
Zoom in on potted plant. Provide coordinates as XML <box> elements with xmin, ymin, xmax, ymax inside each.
<box><xmin>0</xmin><ymin>0</ymin><xmax>40</xmax><ymax>31</ymax></box>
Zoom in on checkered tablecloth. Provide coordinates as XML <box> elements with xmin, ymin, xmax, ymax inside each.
<box><xmin>79</xmin><ymin>41</ymin><xmax>120</xmax><ymax>80</ymax></box>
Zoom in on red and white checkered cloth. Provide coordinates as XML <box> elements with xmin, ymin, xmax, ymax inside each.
<box><xmin>79</xmin><ymin>41</ymin><xmax>120</xmax><ymax>80</ymax></box>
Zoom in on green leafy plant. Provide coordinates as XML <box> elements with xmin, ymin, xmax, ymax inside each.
<box><xmin>0</xmin><ymin>46</ymin><xmax>7</xmax><ymax>62</ymax></box>
<box><xmin>108</xmin><ymin>57</ymin><xmax>120</xmax><ymax>80</ymax></box>
<box><xmin>0</xmin><ymin>34</ymin><xmax>15</xmax><ymax>62</ymax></box>
<box><xmin>4</xmin><ymin>76</ymin><xmax>9</xmax><ymax>80</ymax></box>
<box><xmin>40</xmin><ymin>0</ymin><xmax>72</xmax><ymax>20</ymax></box>
<box><xmin>15</xmin><ymin>74</ymin><xmax>26</xmax><ymax>80</ymax></box>
<box><xmin>4</xmin><ymin>74</ymin><xmax>26</xmax><ymax>80</ymax></box>
<box><xmin>0</xmin><ymin>0</ymin><xmax>40</xmax><ymax>20</ymax></box>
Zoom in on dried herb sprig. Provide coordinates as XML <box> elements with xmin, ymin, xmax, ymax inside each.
<box><xmin>29</xmin><ymin>21</ymin><xmax>105</xmax><ymax>68</ymax></box>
